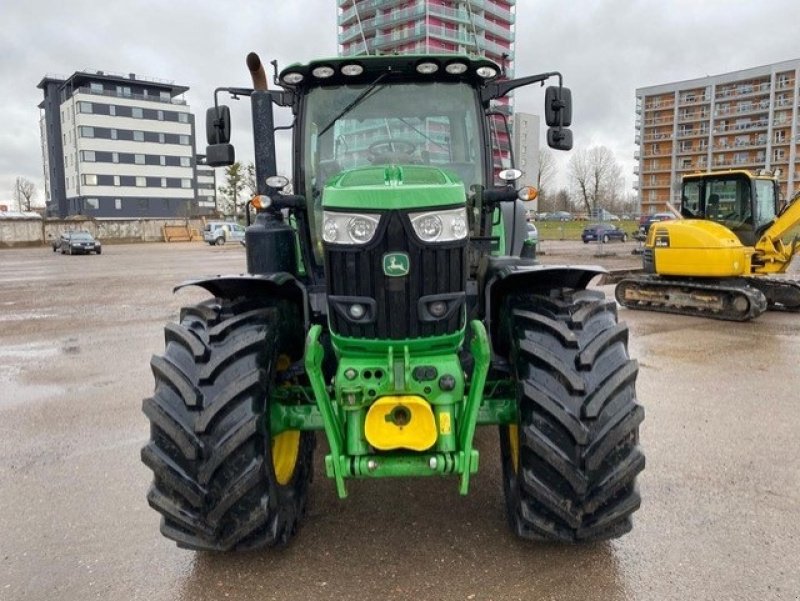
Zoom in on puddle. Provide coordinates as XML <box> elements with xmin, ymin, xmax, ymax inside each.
<box><xmin>0</xmin><ymin>343</ymin><xmax>60</xmax><ymax>360</ymax></box>
<box><xmin>0</xmin><ymin>312</ymin><xmax>59</xmax><ymax>322</ymax></box>
<box><xmin>0</xmin><ymin>381</ymin><xmax>62</xmax><ymax>408</ymax></box>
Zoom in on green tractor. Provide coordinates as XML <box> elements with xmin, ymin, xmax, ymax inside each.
<box><xmin>141</xmin><ymin>52</ymin><xmax>644</xmax><ymax>550</ymax></box>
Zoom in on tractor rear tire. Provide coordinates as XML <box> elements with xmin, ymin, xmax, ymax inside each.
<box><xmin>141</xmin><ymin>298</ymin><xmax>315</xmax><ymax>551</ymax></box>
<box><xmin>499</xmin><ymin>289</ymin><xmax>644</xmax><ymax>542</ymax></box>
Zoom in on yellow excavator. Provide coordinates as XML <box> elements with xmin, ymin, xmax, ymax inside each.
<box><xmin>616</xmin><ymin>169</ymin><xmax>800</xmax><ymax>320</ymax></box>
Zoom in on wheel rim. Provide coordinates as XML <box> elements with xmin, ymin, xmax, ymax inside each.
<box><xmin>272</xmin><ymin>430</ymin><xmax>301</xmax><ymax>485</ymax></box>
<box><xmin>508</xmin><ymin>424</ymin><xmax>520</xmax><ymax>474</ymax></box>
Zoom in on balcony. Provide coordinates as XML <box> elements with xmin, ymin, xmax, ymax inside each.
<box><xmin>715</xmin><ymin>81</ymin><xmax>771</xmax><ymax>100</ymax></box>
<box><xmin>678</xmin><ymin>94</ymin><xmax>710</xmax><ymax>106</ymax></box>
<box><xmin>373</xmin><ymin>3</ymin><xmax>426</xmax><ymax>28</ymax></box>
<box><xmin>645</xmin><ymin>100</ymin><xmax>675</xmax><ymax>111</ymax></box>
<box><xmin>482</xmin><ymin>1</ymin><xmax>515</xmax><ymax>23</ymax></box>
<box><xmin>713</xmin><ymin>119</ymin><xmax>769</xmax><ymax>134</ymax></box>
<box><xmin>74</xmin><ymin>87</ymin><xmax>186</xmax><ymax>106</ymax></box>
<box><xmin>373</xmin><ymin>28</ymin><xmax>426</xmax><ymax>49</ymax></box>
<box><xmin>676</xmin><ymin>128</ymin><xmax>709</xmax><ymax>139</ymax></box>
<box><xmin>642</xmin><ymin>133</ymin><xmax>672</xmax><ymax>143</ymax></box>
<box><xmin>677</xmin><ymin>111</ymin><xmax>710</xmax><ymax>123</ymax></box>
<box><xmin>427</xmin><ymin>4</ymin><xmax>471</xmax><ymax>25</ymax></box>
<box><xmin>634</xmin><ymin>150</ymin><xmax>640</xmax><ymax>160</ymax></box>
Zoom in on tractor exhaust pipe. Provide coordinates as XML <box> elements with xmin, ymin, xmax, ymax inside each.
<box><xmin>247</xmin><ymin>52</ymin><xmax>268</xmax><ymax>91</ymax></box>
<box><xmin>246</xmin><ymin>52</ymin><xmax>276</xmax><ymax>194</ymax></box>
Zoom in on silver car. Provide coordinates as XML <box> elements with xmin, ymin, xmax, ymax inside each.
<box><xmin>203</xmin><ymin>222</ymin><xmax>246</xmax><ymax>246</ymax></box>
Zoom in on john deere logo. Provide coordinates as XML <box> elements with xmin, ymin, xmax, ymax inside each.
<box><xmin>383</xmin><ymin>252</ymin><xmax>410</xmax><ymax>277</ymax></box>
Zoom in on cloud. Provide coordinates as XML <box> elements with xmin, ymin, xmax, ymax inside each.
<box><xmin>3</xmin><ymin>0</ymin><xmax>800</xmax><ymax>203</ymax></box>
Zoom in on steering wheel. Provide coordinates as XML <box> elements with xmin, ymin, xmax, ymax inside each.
<box><xmin>368</xmin><ymin>139</ymin><xmax>417</xmax><ymax>164</ymax></box>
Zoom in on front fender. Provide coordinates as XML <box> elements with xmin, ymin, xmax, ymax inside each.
<box><xmin>482</xmin><ymin>259</ymin><xmax>607</xmax><ymax>359</ymax></box>
<box><xmin>174</xmin><ymin>272</ymin><xmax>309</xmax><ymax>328</ymax></box>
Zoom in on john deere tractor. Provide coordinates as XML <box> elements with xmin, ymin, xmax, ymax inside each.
<box><xmin>141</xmin><ymin>52</ymin><xmax>644</xmax><ymax>550</ymax></box>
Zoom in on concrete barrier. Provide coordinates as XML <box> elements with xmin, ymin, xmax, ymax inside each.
<box><xmin>0</xmin><ymin>217</ymin><xmax>209</xmax><ymax>248</ymax></box>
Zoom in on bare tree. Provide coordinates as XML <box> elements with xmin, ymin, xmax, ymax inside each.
<box><xmin>567</xmin><ymin>146</ymin><xmax>623</xmax><ymax>215</ymax></box>
<box><xmin>13</xmin><ymin>177</ymin><xmax>36</xmax><ymax>211</ymax></box>
<box><xmin>217</xmin><ymin>162</ymin><xmax>246</xmax><ymax>218</ymax></box>
<box><xmin>537</xmin><ymin>148</ymin><xmax>556</xmax><ymax>193</ymax></box>
<box><xmin>244</xmin><ymin>162</ymin><xmax>257</xmax><ymax>197</ymax></box>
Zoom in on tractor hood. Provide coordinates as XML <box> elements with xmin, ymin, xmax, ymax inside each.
<box><xmin>322</xmin><ymin>165</ymin><xmax>466</xmax><ymax>211</ymax></box>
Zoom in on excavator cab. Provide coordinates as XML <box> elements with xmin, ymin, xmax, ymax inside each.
<box><xmin>681</xmin><ymin>170</ymin><xmax>779</xmax><ymax>246</ymax></box>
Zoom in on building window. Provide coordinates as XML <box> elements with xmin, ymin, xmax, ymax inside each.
<box><xmin>90</xmin><ymin>83</ymin><xmax>103</xmax><ymax>93</ymax></box>
<box><xmin>158</xmin><ymin>132</ymin><xmax>165</xmax><ymax>143</ymax></box>
<box><xmin>86</xmin><ymin>198</ymin><xmax>99</xmax><ymax>210</ymax></box>
<box><xmin>181</xmin><ymin>179</ymin><xmax>192</xmax><ymax>189</ymax></box>
<box><xmin>178</xmin><ymin>113</ymin><xmax>189</xmax><ymax>123</ymax></box>
<box><xmin>112</xmin><ymin>152</ymin><xmax>119</xmax><ymax>163</ymax></box>
<box><xmin>133</xmin><ymin>131</ymin><xmax>144</xmax><ymax>142</ymax></box>
<box><xmin>773</xmin><ymin>148</ymin><xmax>785</xmax><ymax>162</ymax></box>
<box><xmin>179</xmin><ymin>135</ymin><xmax>190</xmax><ymax>145</ymax></box>
<box><xmin>136</xmin><ymin>176</ymin><xmax>146</xmax><ymax>187</ymax></box>
<box><xmin>111</xmin><ymin>129</ymin><xmax>118</xmax><ymax>140</ymax></box>
<box><xmin>775</xmin><ymin>130</ymin><xmax>786</xmax><ymax>143</ymax></box>
<box><xmin>115</xmin><ymin>198</ymin><xmax>122</xmax><ymax>210</ymax></box>
<box><xmin>160</xmin><ymin>91</ymin><xmax>170</xmax><ymax>101</ymax></box>
<box><xmin>81</xmin><ymin>150</ymin><xmax>96</xmax><ymax>162</ymax></box>
<box><xmin>78</xmin><ymin>101</ymin><xmax>93</xmax><ymax>114</ymax></box>
<box><xmin>161</xmin><ymin>177</ymin><xmax>167</xmax><ymax>188</ymax></box>
<box><xmin>131</xmin><ymin>107</ymin><xmax>143</xmax><ymax>119</ymax></box>
<box><xmin>80</xmin><ymin>126</ymin><xmax>94</xmax><ymax>138</ymax></box>
<box><xmin>134</xmin><ymin>154</ymin><xmax>145</xmax><ymax>165</ymax></box>
<box><xmin>157</xmin><ymin>110</ymin><xmax>164</xmax><ymax>121</ymax></box>
<box><xmin>113</xmin><ymin>175</ymin><xmax>120</xmax><ymax>186</ymax></box>
<box><xmin>180</xmin><ymin>156</ymin><xmax>191</xmax><ymax>167</ymax></box>
<box><xmin>117</xmin><ymin>86</ymin><xmax>132</xmax><ymax>97</ymax></box>
<box><xmin>82</xmin><ymin>174</ymin><xmax>98</xmax><ymax>186</ymax></box>
<box><xmin>159</xmin><ymin>156</ymin><xmax>166</xmax><ymax>166</ymax></box>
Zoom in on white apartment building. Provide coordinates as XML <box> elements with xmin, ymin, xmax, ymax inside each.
<box><xmin>38</xmin><ymin>70</ymin><xmax>213</xmax><ymax>218</ymax></box>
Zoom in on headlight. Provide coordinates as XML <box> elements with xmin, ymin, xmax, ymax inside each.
<box><xmin>409</xmin><ymin>207</ymin><xmax>468</xmax><ymax>243</ymax></box>
<box><xmin>322</xmin><ymin>211</ymin><xmax>380</xmax><ymax>245</ymax></box>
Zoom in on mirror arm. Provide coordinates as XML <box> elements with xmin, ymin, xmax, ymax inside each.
<box><xmin>481</xmin><ymin>71</ymin><xmax>562</xmax><ymax>103</ymax></box>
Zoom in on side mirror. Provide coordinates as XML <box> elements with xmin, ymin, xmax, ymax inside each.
<box><xmin>206</xmin><ymin>105</ymin><xmax>231</xmax><ymax>145</ymax></box>
<box><xmin>545</xmin><ymin>86</ymin><xmax>572</xmax><ymax>127</ymax></box>
<box><xmin>205</xmin><ymin>143</ymin><xmax>235</xmax><ymax>167</ymax></box>
<box><xmin>547</xmin><ymin>127</ymin><xmax>573</xmax><ymax>151</ymax></box>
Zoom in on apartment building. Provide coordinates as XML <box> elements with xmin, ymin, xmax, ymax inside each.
<box><xmin>337</xmin><ymin>0</ymin><xmax>517</xmax><ymax>168</ymax></box>
<box><xmin>634</xmin><ymin>59</ymin><xmax>800</xmax><ymax>216</ymax></box>
<box><xmin>38</xmin><ymin>70</ymin><xmax>213</xmax><ymax>219</ymax></box>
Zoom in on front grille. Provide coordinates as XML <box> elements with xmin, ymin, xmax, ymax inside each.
<box><xmin>325</xmin><ymin>211</ymin><xmax>466</xmax><ymax>339</ymax></box>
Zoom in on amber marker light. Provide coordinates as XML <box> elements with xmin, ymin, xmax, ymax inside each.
<box><xmin>251</xmin><ymin>195</ymin><xmax>273</xmax><ymax>210</ymax></box>
<box><xmin>517</xmin><ymin>187</ymin><xmax>538</xmax><ymax>201</ymax></box>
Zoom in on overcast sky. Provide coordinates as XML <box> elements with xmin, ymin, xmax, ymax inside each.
<box><xmin>3</xmin><ymin>0</ymin><xmax>800</xmax><ymax>206</ymax></box>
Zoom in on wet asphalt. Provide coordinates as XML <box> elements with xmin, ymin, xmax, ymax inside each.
<box><xmin>0</xmin><ymin>242</ymin><xmax>798</xmax><ymax>601</ymax></box>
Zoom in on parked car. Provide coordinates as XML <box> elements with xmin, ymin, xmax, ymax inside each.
<box><xmin>582</xmin><ymin>223</ymin><xmax>628</xmax><ymax>243</ymax></box>
<box><xmin>639</xmin><ymin>212</ymin><xmax>675</xmax><ymax>235</ymax></box>
<box><xmin>203</xmin><ymin>222</ymin><xmax>246</xmax><ymax>246</ymax></box>
<box><xmin>525</xmin><ymin>222</ymin><xmax>538</xmax><ymax>245</ymax></box>
<box><xmin>51</xmin><ymin>232</ymin><xmax>70</xmax><ymax>252</ymax></box>
<box><xmin>543</xmin><ymin>211</ymin><xmax>573</xmax><ymax>221</ymax></box>
<box><xmin>59</xmin><ymin>231</ymin><xmax>102</xmax><ymax>254</ymax></box>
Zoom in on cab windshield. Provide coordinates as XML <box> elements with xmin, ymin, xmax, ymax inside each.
<box><xmin>301</xmin><ymin>81</ymin><xmax>483</xmax><ymax>257</ymax></box>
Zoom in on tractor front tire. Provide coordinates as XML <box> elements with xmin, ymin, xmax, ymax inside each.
<box><xmin>142</xmin><ymin>299</ymin><xmax>314</xmax><ymax>551</ymax></box>
<box><xmin>500</xmin><ymin>289</ymin><xmax>644</xmax><ymax>542</ymax></box>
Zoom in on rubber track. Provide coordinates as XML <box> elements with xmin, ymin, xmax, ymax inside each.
<box><xmin>504</xmin><ymin>289</ymin><xmax>645</xmax><ymax>542</ymax></box>
<box><xmin>142</xmin><ymin>301</ymin><xmax>314</xmax><ymax>551</ymax></box>
<box><xmin>615</xmin><ymin>276</ymin><xmax>767</xmax><ymax>321</ymax></box>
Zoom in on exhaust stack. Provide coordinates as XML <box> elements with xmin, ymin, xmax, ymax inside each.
<box><xmin>247</xmin><ymin>52</ymin><xmax>268</xmax><ymax>91</ymax></box>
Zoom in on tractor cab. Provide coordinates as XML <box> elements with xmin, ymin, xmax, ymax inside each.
<box><xmin>681</xmin><ymin>170</ymin><xmax>780</xmax><ymax>246</ymax></box>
